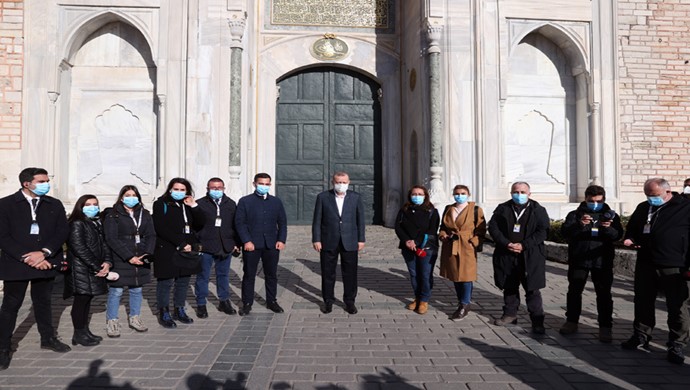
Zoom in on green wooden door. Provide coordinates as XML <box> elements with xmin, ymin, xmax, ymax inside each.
<box><xmin>276</xmin><ymin>67</ymin><xmax>382</xmax><ymax>225</ymax></box>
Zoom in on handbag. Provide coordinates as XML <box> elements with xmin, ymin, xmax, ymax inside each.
<box><xmin>171</xmin><ymin>244</ymin><xmax>203</xmax><ymax>271</ymax></box>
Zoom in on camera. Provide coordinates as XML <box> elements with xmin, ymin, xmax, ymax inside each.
<box><xmin>602</xmin><ymin>210</ymin><xmax>616</xmax><ymax>221</ymax></box>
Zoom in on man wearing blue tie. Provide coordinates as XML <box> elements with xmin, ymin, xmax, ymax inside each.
<box><xmin>235</xmin><ymin>173</ymin><xmax>288</xmax><ymax>316</ymax></box>
<box><xmin>312</xmin><ymin>172</ymin><xmax>366</xmax><ymax>314</ymax></box>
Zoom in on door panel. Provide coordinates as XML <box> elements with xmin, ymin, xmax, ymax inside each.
<box><xmin>276</xmin><ymin>67</ymin><xmax>381</xmax><ymax>224</ymax></box>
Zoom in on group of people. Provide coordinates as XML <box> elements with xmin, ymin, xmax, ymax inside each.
<box><xmin>0</xmin><ymin>167</ymin><xmax>688</xmax><ymax>371</ymax></box>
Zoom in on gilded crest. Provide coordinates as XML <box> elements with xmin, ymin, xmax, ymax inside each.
<box><xmin>310</xmin><ymin>35</ymin><xmax>349</xmax><ymax>61</ymax></box>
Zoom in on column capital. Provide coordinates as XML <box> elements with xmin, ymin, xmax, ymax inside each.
<box><xmin>426</xmin><ymin>19</ymin><xmax>444</xmax><ymax>54</ymax></box>
<box><xmin>157</xmin><ymin>94</ymin><xmax>167</xmax><ymax>107</ymax></box>
<box><xmin>228</xmin><ymin>17</ymin><xmax>246</xmax><ymax>48</ymax></box>
<box><xmin>47</xmin><ymin>92</ymin><xmax>60</xmax><ymax>104</ymax></box>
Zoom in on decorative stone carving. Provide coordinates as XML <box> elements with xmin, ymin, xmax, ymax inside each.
<box><xmin>310</xmin><ymin>34</ymin><xmax>349</xmax><ymax>61</ymax></box>
<box><xmin>271</xmin><ymin>0</ymin><xmax>390</xmax><ymax>28</ymax></box>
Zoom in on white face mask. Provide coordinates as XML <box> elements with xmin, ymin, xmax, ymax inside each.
<box><xmin>334</xmin><ymin>183</ymin><xmax>349</xmax><ymax>194</ymax></box>
<box><xmin>683</xmin><ymin>186</ymin><xmax>690</xmax><ymax>194</ymax></box>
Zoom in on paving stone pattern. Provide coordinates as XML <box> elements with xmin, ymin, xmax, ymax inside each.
<box><xmin>0</xmin><ymin>226</ymin><xmax>688</xmax><ymax>389</ymax></box>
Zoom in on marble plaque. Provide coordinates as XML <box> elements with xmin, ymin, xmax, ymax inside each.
<box><xmin>271</xmin><ymin>0</ymin><xmax>390</xmax><ymax>28</ymax></box>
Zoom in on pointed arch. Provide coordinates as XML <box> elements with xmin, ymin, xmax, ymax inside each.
<box><xmin>510</xmin><ymin>23</ymin><xmax>588</xmax><ymax>76</ymax></box>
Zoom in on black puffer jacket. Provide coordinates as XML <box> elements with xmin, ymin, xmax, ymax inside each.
<box><xmin>103</xmin><ymin>203</ymin><xmax>155</xmax><ymax>287</ymax></box>
<box><xmin>394</xmin><ymin>205</ymin><xmax>440</xmax><ymax>249</ymax></box>
<box><xmin>65</xmin><ymin>218</ymin><xmax>111</xmax><ymax>297</ymax></box>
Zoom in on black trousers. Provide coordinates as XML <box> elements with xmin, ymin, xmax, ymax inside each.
<box><xmin>0</xmin><ymin>278</ymin><xmax>56</xmax><ymax>349</ymax></box>
<box><xmin>241</xmin><ymin>248</ymin><xmax>279</xmax><ymax>305</ymax></box>
<box><xmin>320</xmin><ymin>240</ymin><xmax>358</xmax><ymax>304</ymax></box>
<box><xmin>71</xmin><ymin>294</ymin><xmax>94</xmax><ymax>330</ymax></box>
<box><xmin>633</xmin><ymin>261</ymin><xmax>690</xmax><ymax>345</ymax></box>
<box><xmin>502</xmin><ymin>256</ymin><xmax>543</xmax><ymax>318</ymax></box>
<box><xmin>566</xmin><ymin>266</ymin><xmax>614</xmax><ymax>327</ymax></box>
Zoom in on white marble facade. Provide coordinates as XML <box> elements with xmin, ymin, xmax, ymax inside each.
<box><xmin>7</xmin><ymin>0</ymin><xmax>621</xmax><ymax>223</ymax></box>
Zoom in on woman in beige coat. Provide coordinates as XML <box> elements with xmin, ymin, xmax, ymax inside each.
<box><xmin>439</xmin><ymin>185</ymin><xmax>486</xmax><ymax>321</ymax></box>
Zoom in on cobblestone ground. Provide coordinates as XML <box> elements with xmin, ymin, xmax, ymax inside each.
<box><xmin>0</xmin><ymin>226</ymin><xmax>688</xmax><ymax>389</ymax></box>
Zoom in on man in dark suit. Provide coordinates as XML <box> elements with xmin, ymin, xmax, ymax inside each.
<box><xmin>235</xmin><ymin>173</ymin><xmax>288</xmax><ymax>316</ymax></box>
<box><xmin>312</xmin><ymin>172</ymin><xmax>366</xmax><ymax>314</ymax></box>
<box><xmin>0</xmin><ymin>168</ymin><xmax>71</xmax><ymax>370</ymax></box>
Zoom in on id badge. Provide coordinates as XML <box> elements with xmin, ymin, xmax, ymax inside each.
<box><xmin>591</xmin><ymin>227</ymin><xmax>599</xmax><ymax>237</ymax></box>
<box><xmin>513</xmin><ymin>224</ymin><xmax>521</xmax><ymax>233</ymax></box>
<box><xmin>134</xmin><ymin>234</ymin><xmax>141</xmax><ymax>244</ymax></box>
<box><xmin>184</xmin><ymin>225</ymin><xmax>191</xmax><ymax>234</ymax></box>
<box><xmin>30</xmin><ymin>222</ymin><xmax>39</xmax><ymax>235</ymax></box>
<box><xmin>643</xmin><ymin>223</ymin><xmax>651</xmax><ymax>234</ymax></box>
<box><xmin>215</xmin><ymin>217</ymin><xmax>222</xmax><ymax>227</ymax></box>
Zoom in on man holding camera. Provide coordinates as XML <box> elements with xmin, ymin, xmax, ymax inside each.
<box><xmin>559</xmin><ymin>185</ymin><xmax>624</xmax><ymax>342</ymax></box>
<box><xmin>622</xmin><ymin>178</ymin><xmax>690</xmax><ymax>364</ymax></box>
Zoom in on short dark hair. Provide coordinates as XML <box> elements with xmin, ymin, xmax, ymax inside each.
<box><xmin>207</xmin><ymin>177</ymin><xmax>224</xmax><ymax>187</ymax></box>
<box><xmin>452</xmin><ymin>184</ymin><xmax>471</xmax><ymax>195</ymax></box>
<box><xmin>68</xmin><ymin>194</ymin><xmax>99</xmax><ymax>223</ymax></box>
<box><xmin>19</xmin><ymin>167</ymin><xmax>48</xmax><ymax>185</ymax></box>
<box><xmin>116</xmin><ymin>185</ymin><xmax>143</xmax><ymax>207</ymax></box>
<box><xmin>253</xmin><ymin>173</ymin><xmax>271</xmax><ymax>182</ymax></box>
<box><xmin>164</xmin><ymin>177</ymin><xmax>194</xmax><ymax>197</ymax></box>
<box><xmin>584</xmin><ymin>185</ymin><xmax>606</xmax><ymax>199</ymax></box>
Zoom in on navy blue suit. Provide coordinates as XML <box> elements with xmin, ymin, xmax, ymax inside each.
<box><xmin>312</xmin><ymin>190</ymin><xmax>366</xmax><ymax>305</ymax></box>
<box><xmin>235</xmin><ymin>192</ymin><xmax>288</xmax><ymax>305</ymax></box>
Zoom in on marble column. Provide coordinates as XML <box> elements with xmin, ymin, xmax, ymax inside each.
<box><xmin>426</xmin><ymin>21</ymin><xmax>447</xmax><ymax>205</ymax></box>
<box><xmin>157</xmin><ymin>94</ymin><xmax>167</xmax><ymax>188</ymax></box>
<box><xmin>589</xmin><ymin>102</ymin><xmax>601</xmax><ymax>185</ymax></box>
<box><xmin>47</xmin><ymin>91</ymin><xmax>60</xmax><ymax>194</ymax></box>
<box><xmin>228</xmin><ymin>17</ymin><xmax>245</xmax><ymax>201</ymax></box>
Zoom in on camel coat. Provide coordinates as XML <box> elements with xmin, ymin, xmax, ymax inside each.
<box><xmin>438</xmin><ymin>202</ymin><xmax>486</xmax><ymax>282</ymax></box>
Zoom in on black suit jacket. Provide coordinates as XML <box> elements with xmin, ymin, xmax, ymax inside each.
<box><xmin>235</xmin><ymin>192</ymin><xmax>288</xmax><ymax>249</ymax></box>
<box><xmin>0</xmin><ymin>190</ymin><xmax>69</xmax><ymax>281</ymax></box>
<box><xmin>196</xmin><ymin>194</ymin><xmax>240</xmax><ymax>255</ymax></box>
<box><xmin>312</xmin><ymin>190</ymin><xmax>366</xmax><ymax>252</ymax></box>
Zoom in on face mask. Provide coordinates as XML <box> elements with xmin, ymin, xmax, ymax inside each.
<box><xmin>256</xmin><ymin>184</ymin><xmax>270</xmax><ymax>195</ymax></box>
<box><xmin>82</xmin><ymin>205</ymin><xmax>99</xmax><ymax>218</ymax></box>
<box><xmin>684</xmin><ymin>186</ymin><xmax>690</xmax><ymax>194</ymax></box>
<box><xmin>31</xmin><ymin>182</ymin><xmax>50</xmax><ymax>196</ymax></box>
<box><xmin>122</xmin><ymin>196</ymin><xmax>139</xmax><ymax>208</ymax></box>
<box><xmin>587</xmin><ymin>202</ymin><xmax>603</xmax><ymax>212</ymax></box>
<box><xmin>410</xmin><ymin>195</ymin><xmax>424</xmax><ymax>205</ymax></box>
<box><xmin>647</xmin><ymin>196</ymin><xmax>665</xmax><ymax>207</ymax></box>
<box><xmin>170</xmin><ymin>190</ymin><xmax>186</xmax><ymax>201</ymax></box>
<box><xmin>454</xmin><ymin>194</ymin><xmax>468</xmax><ymax>204</ymax></box>
<box><xmin>209</xmin><ymin>190</ymin><xmax>223</xmax><ymax>200</ymax></box>
<box><xmin>511</xmin><ymin>193</ymin><xmax>529</xmax><ymax>205</ymax></box>
<box><xmin>334</xmin><ymin>183</ymin><xmax>349</xmax><ymax>194</ymax></box>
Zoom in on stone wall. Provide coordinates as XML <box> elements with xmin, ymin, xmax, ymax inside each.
<box><xmin>0</xmin><ymin>1</ymin><xmax>23</xmax><ymax>150</ymax></box>
<box><xmin>618</xmin><ymin>0</ymin><xmax>690</xmax><ymax>210</ymax></box>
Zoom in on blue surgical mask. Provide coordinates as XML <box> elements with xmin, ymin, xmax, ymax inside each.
<box><xmin>122</xmin><ymin>196</ymin><xmax>139</xmax><ymax>208</ymax></box>
<box><xmin>209</xmin><ymin>190</ymin><xmax>224</xmax><ymax>200</ymax></box>
<box><xmin>410</xmin><ymin>195</ymin><xmax>424</xmax><ymax>205</ymax></box>
<box><xmin>454</xmin><ymin>194</ymin><xmax>468</xmax><ymax>204</ymax></box>
<box><xmin>82</xmin><ymin>205</ymin><xmax>99</xmax><ymax>218</ymax></box>
<box><xmin>511</xmin><ymin>193</ymin><xmax>529</xmax><ymax>205</ymax></box>
<box><xmin>256</xmin><ymin>184</ymin><xmax>270</xmax><ymax>196</ymax></box>
<box><xmin>647</xmin><ymin>196</ymin><xmax>664</xmax><ymax>207</ymax></box>
<box><xmin>587</xmin><ymin>202</ymin><xmax>603</xmax><ymax>212</ymax></box>
<box><xmin>171</xmin><ymin>190</ymin><xmax>186</xmax><ymax>201</ymax></box>
<box><xmin>31</xmin><ymin>182</ymin><xmax>50</xmax><ymax>196</ymax></box>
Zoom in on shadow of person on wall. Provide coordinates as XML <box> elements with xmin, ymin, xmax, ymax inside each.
<box><xmin>66</xmin><ymin>359</ymin><xmax>137</xmax><ymax>389</ymax></box>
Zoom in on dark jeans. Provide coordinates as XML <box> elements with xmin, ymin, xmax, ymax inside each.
<box><xmin>0</xmin><ymin>278</ymin><xmax>56</xmax><ymax>348</ymax></box>
<box><xmin>156</xmin><ymin>276</ymin><xmax>191</xmax><ymax>309</ymax></box>
<box><xmin>566</xmin><ymin>266</ymin><xmax>613</xmax><ymax>327</ymax></box>
<box><xmin>320</xmin><ymin>241</ymin><xmax>358</xmax><ymax>304</ymax></box>
<box><xmin>454</xmin><ymin>282</ymin><xmax>473</xmax><ymax>305</ymax></box>
<box><xmin>71</xmin><ymin>294</ymin><xmax>94</xmax><ymax>330</ymax></box>
<box><xmin>633</xmin><ymin>261</ymin><xmax>690</xmax><ymax>345</ymax></box>
<box><xmin>502</xmin><ymin>258</ymin><xmax>543</xmax><ymax>318</ymax></box>
<box><xmin>402</xmin><ymin>247</ymin><xmax>437</xmax><ymax>302</ymax></box>
<box><xmin>194</xmin><ymin>253</ymin><xmax>232</xmax><ymax>305</ymax></box>
<box><xmin>241</xmin><ymin>248</ymin><xmax>280</xmax><ymax>305</ymax></box>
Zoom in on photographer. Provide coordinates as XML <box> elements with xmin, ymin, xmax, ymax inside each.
<box><xmin>560</xmin><ymin>185</ymin><xmax>623</xmax><ymax>342</ymax></box>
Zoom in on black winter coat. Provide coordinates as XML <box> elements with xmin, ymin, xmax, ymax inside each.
<box><xmin>624</xmin><ymin>194</ymin><xmax>690</xmax><ymax>268</ymax></box>
<box><xmin>561</xmin><ymin>202</ymin><xmax>624</xmax><ymax>269</ymax></box>
<box><xmin>0</xmin><ymin>190</ymin><xmax>69</xmax><ymax>281</ymax></box>
<box><xmin>196</xmin><ymin>194</ymin><xmax>239</xmax><ymax>256</ymax></box>
<box><xmin>152</xmin><ymin>195</ymin><xmax>205</xmax><ymax>278</ymax></box>
<box><xmin>394</xmin><ymin>205</ymin><xmax>440</xmax><ymax>250</ymax></box>
<box><xmin>103</xmin><ymin>203</ymin><xmax>155</xmax><ymax>287</ymax></box>
<box><xmin>488</xmin><ymin>200</ymin><xmax>550</xmax><ymax>291</ymax></box>
<box><xmin>65</xmin><ymin>218</ymin><xmax>111</xmax><ymax>297</ymax></box>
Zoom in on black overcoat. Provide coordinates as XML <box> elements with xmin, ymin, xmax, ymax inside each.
<box><xmin>561</xmin><ymin>202</ymin><xmax>624</xmax><ymax>269</ymax></box>
<box><xmin>65</xmin><ymin>218</ymin><xmax>111</xmax><ymax>297</ymax></box>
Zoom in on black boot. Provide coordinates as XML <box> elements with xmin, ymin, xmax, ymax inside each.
<box><xmin>85</xmin><ymin>325</ymin><xmax>103</xmax><ymax>342</ymax></box>
<box><xmin>0</xmin><ymin>349</ymin><xmax>11</xmax><ymax>370</ymax></box>
<box><xmin>531</xmin><ymin>315</ymin><xmax>546</xmax><ymax>335</ymax></box>
<box><xmin>173</xmin><ymin>307</ymin><xmax>194</xmax><ymax>324</ymax></box>
<box><xmin>72</xmin><ymin>329</ymin><xmax>99</xmax><ymax>347</ymax></box>
<box><xmin>158</xmin><ymin>307</ymin><xmax>177</xmax><ymax>328</ymax></box>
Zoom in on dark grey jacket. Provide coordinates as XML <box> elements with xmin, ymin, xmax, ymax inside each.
<box><xmin>312</xmin><ymin>190</ymin><xmax>366</xmax><ymax>252</ymax></box>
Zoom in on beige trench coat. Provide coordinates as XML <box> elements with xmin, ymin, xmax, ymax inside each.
<box><xmin>438</xmin><ymin>202</ymin><xmax>486</xmax><ymax>282</ymax></box>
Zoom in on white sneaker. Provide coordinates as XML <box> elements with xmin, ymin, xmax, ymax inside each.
<box><xmin>106</xmin><ymin>319</ymin><xmax>121</xmax><ymax>338</ymax></box>
<box><xmin>128</xmin><ymin>315</ymin><xmax>148</xmax><ymax>332</ymax></box>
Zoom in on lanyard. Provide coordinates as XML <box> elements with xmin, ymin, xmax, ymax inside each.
<box><xmin>647</xmin><ymin>205</ymin><xmax>664</xmax><ymax>225</ymax></box>
<box><xmin>28</xmin><ymin>197</ymin><xmax>39</xmax><ymax>222</ymax></box>
<box><xmin>513</xmin><ymin>207</ymin><xmax>527</xmax><ymax>223</ymax></box>
<box><xmin>215</xmin><ymin>199</ymin><xmax>221</xmax><ymax>217</ymax></box>
<box><xmin>181</xmin><ymin>203</ymin><xmax>188</xmax><ymax>225</ymax></box>
<box><xmin>128</xmin><ymin>209</ymin><xmax>143</xmax><ymax>232</ymax></box>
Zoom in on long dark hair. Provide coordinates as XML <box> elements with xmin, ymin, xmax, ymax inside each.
<box><xmin>116</xmin><ymin>185</ymin><xmax>143</xmax><ymax>208</ymax></box>
<box><xmin>163</xmin><ymin>177</ymin><xmax>194</xmax><ymax>198</ymax></box>
<box><xmin>68</xmin><ymin>194</ymin><xmax>99</xmax><ymax>223</ymax></box>
<box><xmin>403</xmin><ymin>185</ymin><xmax>434</xmax><ymax>212</ymax></box>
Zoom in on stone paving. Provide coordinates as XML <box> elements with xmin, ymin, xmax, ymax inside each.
<box><xmin>1</xmin><ymin>225</ymin><xmax>689</xmax><ymax>389</ymax></box>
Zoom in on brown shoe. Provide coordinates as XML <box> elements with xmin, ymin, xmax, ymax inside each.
<box><xmin>406</xmin><ymin>299</ymin><xmax>418</xmax><ymax>311</ymax></box>
<box><xmin>494</xmin><ymin>315</ymin><xmax>518</xmax><ymax>326</ymax></box>
<box><xmin>450</xmin><ymin>303</ymin><xmax>470</xmax><ymax>321</ymax></box>
<box><xmin>416</xmin><ymin>301</ymin><xmax>428</xmax><ymax>315</ymax></box>
<box><xmin>559</xmin><ymin>321</ymin><xmax>578</xmax><ymax>335</ymax></box>
<box><xmin>599</xmin><ymin>327</ymin><xmax>613</xmax><ymax>343</ymax></box>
